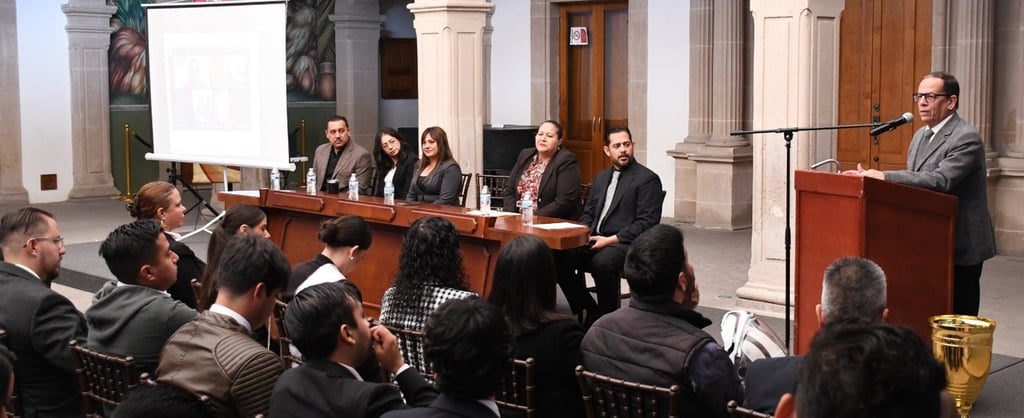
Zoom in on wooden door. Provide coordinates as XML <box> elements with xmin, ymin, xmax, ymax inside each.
<box><xmin>559</xmin><ymin>2</ymin><xmax>628</xmax><ymax>182</ymax></box>
<box><xmin>837</xmin><ymin>0</ymin><xmax>931</xmax><ymax>171</ymax></box>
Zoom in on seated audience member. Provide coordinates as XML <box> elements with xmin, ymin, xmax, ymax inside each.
<box><xmin>198</xmin><ymin>204</ymin><xmax>269</xmax><ymax>309</ymax></box>
<box><xmin>406</xmin><ymin>126</ymin><xmax>464</xmax><ymax>206</ymax></box>
<box><xmin>156</xmin><ymin>234</ymin><xmax>290</xmax><ymax>418</ymax></box>
<box><xmin>0</xmin><ymin>345</ymin><xmax>14</xmax><ymax>417</ymax></box>
<box><xmin>288</xmin><ymin>215</ymin><xmax>372</xmax><ymax>297</ymax></box>
<box><xmin>581</xmin><ymin>224</ymin><xmax>742</xmax><ymax>418</ymax></box>
<box><xmin>88</xmin><ymin>219</ymin><xmax>198</xmax><ymax>375</ymax></box>
<box><xmin>373</xmin><ymin>128</ymin><xmax>418</xmax><ymax>199</ymax></box>
<box><xmin>379</xmin><ymin>217</ymin><xmax>475</xmax><ymax>331</ymax></box>
<box><xmin>382</xmin><ymin>297</ymin><xmax>512</xmax><ymax>418</ymax></box>
<box><xmin>487</xmin><ymin>235</ymin><xmax>585</xmax><ymax>418</ymax></box>
<box><xmin>502</xmin><ymin>120</ymin><xmax>583</xmax><ymax>220</ymax></box>
<box><xmin>0</xmin><ymin>207</ymin><xmax>87</xmax><ymax>418</ymax></box>
<box><xmin>271</xmin><ymin>282</ymin><xmax>438</xmax><ymax>417</ymax></box>
<box><xmin>113</xmin><ymin>382</ymin><xmax>213</xmax><ymax>418</ymax></box>
<box><xmin>774</xmin><ymin>321</ymin><xmax>950</xmax><ymax>418</ymax></box>
<box><xmin>744</xmin><ymin>257</ymin><xmax>887</xmax><ymax>414</ymax></box>
<box><xmin>313</xmin><ymin>115</ymin><xmax>374</xmax><ymax>195</ymax></box>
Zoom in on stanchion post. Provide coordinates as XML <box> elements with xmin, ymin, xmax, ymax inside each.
<box><xmin>120</xmin><ymin>123</ymin><xmax>133</xmax><ymax>202</ymax></box>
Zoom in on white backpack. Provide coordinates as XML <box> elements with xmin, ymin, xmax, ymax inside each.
<box><xmin>720</xmin><ymin>310</ymin><xmax>788</xmax><ymax>374</ymax></box>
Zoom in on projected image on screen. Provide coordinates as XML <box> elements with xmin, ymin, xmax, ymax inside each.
<box><xmin>169</xmin><ymin>51</ymin><xmax>251</xmax><ymax>131</ymax></box>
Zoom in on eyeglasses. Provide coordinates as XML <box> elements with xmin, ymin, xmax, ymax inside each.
<box><xmin>912</xmin><ymin>93</ymin><xmax>951</xmax><ymax>104</ymax></box>
<box><xmin>25</xmin><ymin>236</ymin><xmax>65</xmax><ymax>249</ymax></box>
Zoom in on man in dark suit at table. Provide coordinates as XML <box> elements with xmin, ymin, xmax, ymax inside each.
<box><xmin>313</xmin><ymin>115</ymin><xmax>374</xmax><ymax>194</ymax></box>
<box><xmin>0</xmin><ymin>207</ymin><xmax>87</xmax><ymax>418</ymax></box>
<box><xmin>849</xmin><ymin>71</ymin><xmax>996</xmax><ymax>315</ymax></box>
<box><xmin>563</xmin><ymin>126</ymin><xmax>663</xmax><ymax>322</ymax></box>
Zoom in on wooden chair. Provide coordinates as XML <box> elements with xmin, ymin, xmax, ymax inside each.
<box><xmin>475</xmin><ymin>173</ymin><xmax>510</xmax><ymax>210</ymax></box>
<box><xmin>458</xmin><ymin>173</ymin><xmax>473</xmax><ymax>207</ymax></box>
<box><xmin>69</xmin><ymin>340</ymin><xmax>140</xmax><ymax>417</ymax></box>
<box><xmin>727</xmin><ymin>400</ymin><xmax>774</xmax><ymax>418</ymax></box>
<box><xmin>580</xmin><ymin>183</ymin><xmax>593</xmax><ymax>205</ymax></box>
<box><xmin>272</xmin><ymin>300</ymin><xmax>304</xmax><ymax>368</ymax></box>
<box><xmin>190</xmin><ymin>278</ymin><xmax>205</xmax><ymax>312</ymax></box>
<box><xmin>384</xmin><ymin>325</ymin><xmax>433</xmax><ymax>383</ymax></box>
<box><xmin>495</xmin><ymin>357</ymin><xmax>536</xmax><ymax>418</ymax></box>
<box><xmin>0</xmin><ymin>329</ymin><xmax>22</xmax><ymax>418</ymax></box>
<box><xmin>575</xmin><ymin>365</ymin><xmax>680</xmax><ymax>418</ymax></box>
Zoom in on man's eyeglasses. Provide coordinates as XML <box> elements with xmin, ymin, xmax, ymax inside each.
<box><xmin>912</xmin><ymin>93</ymin><xmax>951</xmax><ymax>104</ymax></box>
<box><xmin>25</xmin><ymin>236</ymin><xmax>65</xmax><ymax>249</ymax></box>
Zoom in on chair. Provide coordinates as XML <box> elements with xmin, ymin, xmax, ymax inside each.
<box><xmin>458</xmin><ymin>173</ymin><xmax>472</xmax><ymax>207</ymax></box>
<box><xmin>69</xmin><ymin>339</ymin><xmax>140</xmax><ymax>417</ymax></box>
<box><xmin>0</xmin><ymin>329</ymin><xmax>22</xmax><ymax>418</ymax></box>
<box><xmin>580</xmin><ymin>183</ymin><xmax>593</xmax><ymax>205</ymax></box>
<box><xmin>272</xmin><ymin>300</ymin><xmax>304</xmax><ymax>368</ymax></box>
<box><xmin>190</xmin><ymin>278</ymin><xmax>205</xmax><ymax>312</ymax></box>
<box><xmin>495</xmin><ymin>357</ymin><xmax>536</xmax><ymax>418</ymax></box>
<box><xmin>475</xmin><ymin>173</ymin><xmax>510</xmax><ymax>210</ymax></box>
<box><xmin>575</xmin><ymin>365</ymin><xmax>680</xmax><ymax>418</ymax></box>
<box><xmin>384</xmin><ymin>325</ymin><xmax>433</xmax><ymax>383</ymax></box>
<box><xmin>727</xmin><ymin>400</ymin><xmax>774</xmax><ymax>418</ymax></box>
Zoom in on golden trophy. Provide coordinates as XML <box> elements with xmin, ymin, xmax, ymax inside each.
<box><xmin>930</xmin><ymin>315</ymin><xmax>996</xmax><ymax>418</ymax></box>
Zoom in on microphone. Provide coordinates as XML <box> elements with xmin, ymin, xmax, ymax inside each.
<box><xmin>870</xmin><ymin>112</ymin><xmax>913</xmax><ymax>136</ymax></box>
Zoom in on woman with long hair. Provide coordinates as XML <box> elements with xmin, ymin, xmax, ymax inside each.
<box><xmin>372</xmin><ymin>128</ymin><xmax>418</xmax><ymax>199</ymax></box>
<box><xmin>406</xmin><ymin>127</ymin><xmax>463</xmax><ymax>206</ymax></box>
<box><xmin>197</xmin><ymin>204</ymin><xmax>270</xmax><ymax>310</ymax></box>
<box><xmin>503</xmin><ymin>120</ymin><xmax>583</xmax><ymax>220</ymax></box>
<box><xmin>127</xmin><ymin>181</ymin><xmax>204</xmax><ymax>308</ymax></box>
<box><xmin>487</xmin><ymin>234</ymin><xmax>585</xmax><ymax>418</ymax></box>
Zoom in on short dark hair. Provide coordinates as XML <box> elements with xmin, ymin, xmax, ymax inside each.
<box><xmin>424</xmin><ymin>297</ymin><xmax>511</xmax><ymax>400</ymax></box>
<box><xmin>487</xmin><ymin>235</ymin><xmax>568</xmax><ymax>336</ymax></box>
<box><xmin>797</xmin><ymin>321</ymin><xmax>946</xmax><ymax>418</ymax></box>
<box><xmin>98</xmin><ymin>219</ymin><xmax>164</xmax><ymax>284</ymax></box>
<box><xmin>0</xmin><ymin>207</ymin><xmax>55</xmax><ymax>251</ymax></box>
<box><xmin>286</xmin><ymin>281</ymin><xmax>363</xmax><ymax>360</ymax></box>
<box><xmin>318</xmin><ymin>215</ymin><xmax>372</xmax><ymax>249</ymax></box>
<box><xmin>926</xmin><ymin>71</ymin><xmax>960</xmax><ymax>110</ymax></box>
<box><xmin>623</xmin><ymin>224</ymin><xmax>687</xmax><ymax>303</ymax></box>
<box><xmin>539</xmin><ymin>120</ymin><xmax>563</xmax><ymax>139</ymax></box>
<box><xmin>326</xmin><ymin>115</ymin><xmax>349</xmax><ymax>129</ymax></box>
<box><xmin>820</xmin><ymin>257</ymin><xmax>886</xmax><ymax>323</ymax></box>
<box><xmin>113</xmin><ymin>383</ymin><xmax>213</xmax><ymax>418</ymax></box>
<box><xmin>604</xmin><ymin>126</ymin><xmax>632</xmax><ymax>146</ymax></box>
<box><xmin>0</xmin><ymin>344</ymin><xmax>15</xmax><ymax>408</ymax></box>
<box><xmin>215</xmin><ymin>234</ymin><xmax>291</xmax><ymax>296</ymax></box>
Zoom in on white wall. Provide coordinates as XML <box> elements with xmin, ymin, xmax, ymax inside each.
<box><xmin>646</xmin><ymin>1</ymin><xmax>689</xmax><ymax>218</ymax></box>
<box><xmin>18</xmin><ymin>0</ymin><xmax>73</xmax><ymax>203</ymax></box>
<box><xmin>488</xmin><ymin>0</ymin><xmax>530</xmax><ymax>125</ymax></box>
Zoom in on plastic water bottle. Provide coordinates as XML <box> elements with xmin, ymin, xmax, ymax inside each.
<box><xmin>348</xmin><ymin>173</ymin><xmax>359</xmax><ymax>200</ymax></box>
<box><xmin>479</xmin><ymin>185</ymin><xmax>491</xmax><ymax>214</ymax></box>
<box><xmin>384</xmin><ymin>180</ymin><xmax>395</xmax><ymax>205</ymax></box>
<box><xmin>270</xmin><ymin>168</ymin><xmax>281</xmax><ymax>190</ymax></box>
<box><xmin>520</xmin><ymin>191</ymin><xmax>534</xmax><ymax>226</ymax></box>
<box><xmin>305</xmin><ymin>168</ymin><xmax>316</xmax><ymax>195</ymax></box>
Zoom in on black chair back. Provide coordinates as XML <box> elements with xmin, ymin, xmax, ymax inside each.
<box><xmin>495</xmin><ymin>357</ymin><xmax>536</xmax><ymax>418</ymax></box>
<box><xmin>475</xmin><ymin>173</ymin><xmax>511</xmax><ymax>210</ymax></box>
<box><xmin>272</xmin><ymin>300</ymin><xmax>304</xmax><ymax>368</ymax></box>
<box><xmin>575</xmin><ymin>365</ymin><xmax>680</xmax><ymax>418</ymax></box>
<box><xmin>69</xmin><ymin>340</ymin><xmax>140</xmax><ymax>417</ymax></box>
<box><xmin>727</xmin><ymin>400</ymin><xmax>774</xmax><ymax>418</ymax></box>
<box><xmin>458</xmin><ymin>173</ymin><xmax>473</xmax><ymax>207</ymax></box>
<box><xmin>0</xmin><ymin>329</ymin><xmax>22</xmax><ymax>418</ymax></box>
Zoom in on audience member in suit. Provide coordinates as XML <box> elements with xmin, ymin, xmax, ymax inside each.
<box><xmin>373</xmin><ymin>128</ymin><xmax>418</xmax><ymax>199</ymax></box>
<box><xmin>487</xmin><ymin>235</ymin><xmax>585</xmax><ymax>418</ymax></box>
<box><xmin>0</xmin><ymin>342</ymin><xmax>16</xmax><ymax>417</ymax></box>
<box><xmin>156</xmin><ymin>234</ymin><xmax>290</xmax><ymax>418</ymax></box>
<box><xmin>406</xmin><ymin>126</ymin><xmax>464</xmax><ymax>206</ymax></box>
<box><xmin>128</xmin><ymin>181</ymin><xmax>205</xmax><ymax>309</ymax></box>
<box><xmin>383</xmin><ymin>297</ymin><xmax>512</xmax><ymax>418</ymax></box>
<box><xmin>774</xmin><ymin>321</ymin><xmax>953</xmax><ymax>418</ymax></box>
<box><xmin>113</xmin><ymin>382</ymin><xmax>213</xmax><ymax>418</ymax></box>
<box><xmin>847</xmin><ymin>71</ymin><xmax>995</xmax><ymax>316</ymax></box>
<box><xmin>743</xmin><ymin>257</ymin><xmax>889</xmax><ymax>415</ymax></box>
<box><xmin>313</xmin><ymin>115</ymin><xmax>374</xmax><ymax>194</ymax></box>
<box><xmin>197</xmin><ymin>204</ymin><xmax>269</xmax><ymax>310</ymax></box>
<box><xmin>0</xmin><ymin>207</ymin><xmax>87</xmax><ymax>418</ymax></box>
<box><xmin>87</xmin><ymin>219</ymin><xmax>198</xmax><ymax>376</ymax></box>
<box><xmin>562</xmin><ymin>126</ymin><xmax>663</xmax><ymax>321</ymax></box>
<box><xmin>291</xmin><ymin>215</ymin><xmax>372</xmax><ymax>296</ymax></box>
<box><xmin>582</xmin><ymin>225</ymin><xmax>742</xmax><ymax>418</ymax></box>
<box><xmin>502</xmin><ymin>120</ymin><xmax>583</xmax><ymax>220</ymax></box>
<box><xmin>270</xmin><ymin>282</ymin><xmax>438</xmax><ymax>418</ymax></box>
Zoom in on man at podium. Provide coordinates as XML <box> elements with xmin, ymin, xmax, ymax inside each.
<box><xmin>848</xmin><ymin>71</ymin><xmax>996</xmax><ymax>316</ymax></box>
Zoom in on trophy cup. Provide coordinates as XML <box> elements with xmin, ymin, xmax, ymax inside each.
<box><xmin>930</xmin><ymin>315</ymin><xmax>996</xmax><ymax>418</ymax></box>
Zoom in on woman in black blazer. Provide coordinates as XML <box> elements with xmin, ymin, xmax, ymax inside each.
<box><xmin>502</xmin><ymin>120</ymin><xmax>583</xmax><ymax>220</ymax></box>
<box><xmin>406</xmin><ymin>126</ymin><xmax>463</xmax><ymax>206</ymax></box>
<box><xmin>371</xmin><ymin>128</ymin><xmax>418</xmax><ymax>199</ymax></box>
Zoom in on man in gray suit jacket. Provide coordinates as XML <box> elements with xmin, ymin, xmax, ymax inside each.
<box><xmin>313</xmin><ymin>115</ymin><xmax>374</xmax><ymax>194</ymax></box>
<box><xmin>851</xmin><ymin>71</ymin><xmax>996</xmax><ymax>315</ymax></box>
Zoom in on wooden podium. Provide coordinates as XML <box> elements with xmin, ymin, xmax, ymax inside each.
<box><xmin>793</xmin><ymin>170</ymin><xmax>957</xmax><ymax>353</ymax></box>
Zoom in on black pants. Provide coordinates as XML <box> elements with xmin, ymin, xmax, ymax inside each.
<box><xmin>952</xmin><ymin>263</ymin><xmax>984</xmax><ymax>316</ymax></box>
<box><xmin>555</xmin><ymin>244</ymin><xmax>628</xmax><ymax>320</ymax></box>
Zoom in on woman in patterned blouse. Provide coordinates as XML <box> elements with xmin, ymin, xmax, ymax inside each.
<box><xmin>502</xmin><ymin>120</ymin><xmax>583</xmax><ymax>220</ymax></box>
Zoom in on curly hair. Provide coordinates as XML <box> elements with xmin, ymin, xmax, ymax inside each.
<box><xmin>424</xmin><ymin>297</ymin><xmax>511</xmax><ymax>400</ymax></box>
<box><xmin>199</xmin><ymin>204</ymin><xmax>267</xmax><ymax>309</ymax></box>
<box><xmin>127</xmin><ymin>181</ymin><xmax>177</xmax><ymax>220</ymax></box>
<box><xmin>386</xmin><ymin>217</ymin><xmax>469</xmax><ymax>316</ymax></box>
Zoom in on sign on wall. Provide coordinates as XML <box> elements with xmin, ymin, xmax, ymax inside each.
<box><xmin>569</xmin><ymin>26</ymin><xmax>589</xmax><ymax>46</ymax></box>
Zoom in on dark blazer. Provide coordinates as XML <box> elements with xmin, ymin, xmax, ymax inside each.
<box><xmin>382</xmin><ymin>394</ymin><xmax>500</xmax><ymax>418</ymax></box>
<box><xmin>374</xmin><ymin>152</ymin><xmax>419</xmax><ymax>199</ymax></box>
<box><xmin>743</xmin><ymin>356</ymin><xmax>802</xmax><ymax>415</ymax></box>
<box><xmin>313</xmin><ymin>141</ymin><xmax>374</xmax><ymax>194</ymax></box>
<box><xmin>503</xmin><ymin>147</ymin><xmax>583</xmax><ymax>220</ymax></box>
<box><xmin>0</xmin><ymin>262</ymin><xmax>87</xmax><ymax>418</ymax></box>
<box><xmin>885</xmin><ymin>114</ymin><xmax>996</xmax><ymax>266</ymax></box>
<box><xmin>407</xmin><ymin>160</ymin><xmax>463</xmax><ymax>206</ymax></box>
<box><xmin>579</xmin><ymin>161</ymin><xmax>663</xmax><ymax>245</ymax></box>
<box><xmin>166</xmin><ymin>233</ymin><xmax>204</xmax><ymax>309</ymax></box>
<box><xmin>270</xmin><ymin>359</ymin><xmax>438</xmax><ymax>418</ymax></box>
<box><xmin>513</xmin><ymin>319</ymin><xmax>586</xmax><ymax>418</ymax></box>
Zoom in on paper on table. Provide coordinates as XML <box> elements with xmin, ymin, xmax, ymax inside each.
<box><xmin>466</xmin><ymin>210</ymin><xmax>518</xmax><ymax>217</ymax></box>
<box><xmin>219</xmin><ymin>190</ymin><xmax>261</xmax><ymax>197</ymax></box>
<box><xmin>531</xmin><ymin>222</ymin><xmax>587</xmax><ymax>230</ymax></box>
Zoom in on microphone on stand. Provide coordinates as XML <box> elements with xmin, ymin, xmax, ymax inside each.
<box><xmin>870</xmin><ymin>112</ymin><xmax>914</xmax><ymax>136</ymax></box>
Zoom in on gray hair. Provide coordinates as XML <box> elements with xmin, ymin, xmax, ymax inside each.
<box><xmin>820</xmin><ymin>257</ymin><xmax>887</xmax><ymax>323</ymax></box>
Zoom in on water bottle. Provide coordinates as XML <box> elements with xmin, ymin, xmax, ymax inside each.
<box><xmin>305</xmin><ymin>168</ymin><xmax>316</xmax><ymax>195</ymax></box>
<box><xmin>270</xmin><ymin>168</ymin><xmax>281</xmax><ymax>190</ymax></box>
<box><xmin>520</xmin><ymin>191</ymin><xmax>534</xmax><ymax>226</ymax></box>
<box><xmin>348</xmin><ymin>173</ymin><xmax>359</xmax><ymax>200</ymax></box>
<box><xmin>479</xmin><ymin>185</ymin><xmax>491</xmax><ymax>214</ymax></box>
<box><xmin>384</xmin><ymin>180</ymin><xmax>395</xmax><ymax>205</ymax></box>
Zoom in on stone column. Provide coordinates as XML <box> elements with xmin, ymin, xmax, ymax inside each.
<box><xmin>1016</xmin><ymin>18</ymin><xmax>1024</xmax><ymax>158</ymax></box>
<box><xmin>0</xmin><ymin>0</ymin><xmax>28</xmax><ymax>203</ymax></box>
<box><xmin>408</xmin><ymin>0</ymin><xmax>494</xmax><ymax>187</ymax></box>
<box><xmin>63</xmin><ymin>0</ymin><xmax>120</xmax><ymax>199</ymax></box>
<box><xmin>946</xmin><ymin>0</ymin><xmax>995</xmax><ymax>152</ymax></box>
<box><xmin>737</xmin><ymin>0</ymin><xmax>844</xmax><ymax>313</ymax></box>
<box><xmin>332</xmin><ymin>0</ymin><xmax>383</xmax><ymax>150</ymax></box>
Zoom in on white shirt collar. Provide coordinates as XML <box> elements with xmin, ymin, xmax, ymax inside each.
<box><xmin>476</xmin><ymin>399</ymin><xmax>500</xmax><ymax>417</ymax></box>
<box><xmin>209</xmin><ymin>303</ymin><xmax>252</xmax><ymax>332</ymax></box>
<box><xmin>12</xmin><ymin>263</ymin><xmax>40</xmax><ymax>280</ymax></box>
<box><xmin>928</xmin><ymin>113</ymin><xmax>955</xmax><ymax>139</ymax></box>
